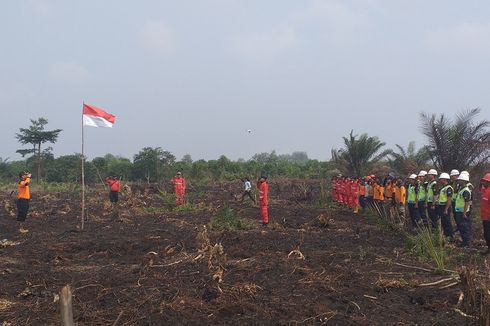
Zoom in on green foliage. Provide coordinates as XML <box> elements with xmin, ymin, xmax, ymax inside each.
<box><xmin>132</xmin><ymin>147</ymin><xmax>176</xmax><ymax>183</ymax></box>
<box><xmin>15</xmin><ymin>117</ymin><xmax>62</xmax><ymax>181</ymax></box>
<box><xmin>209</xmin><ymin>206</ymin><xmax>253</xmax><ymax>231</ymax></box>
<box><xmin>157</xmin><ymin>189</ymin><xmax>176</xmax><ymax>209</ymax></box>
<box><xmin>389</xmin><ymin>141</ymin><xmax>430</xmax><ymax>176</ymax></box>
<box><xmin>420</xmin><ymin>108</ymin><xmax>490</xmax><ymax>173</ymax></box>
<box><xmin>407</xmin><ymin>226</ymin><xmax>447</xmax><ymax>271</ymax></box>
<box><xmin>331</xmin><ymin>130</ymin><xmax>392</xmax><ymax>177</ymax></box>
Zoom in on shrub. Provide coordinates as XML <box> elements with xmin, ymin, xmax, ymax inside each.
<box><xmin>209</xmin><ymin>206</ymin><xmax>253</xmax><ymax>231</ymax></box>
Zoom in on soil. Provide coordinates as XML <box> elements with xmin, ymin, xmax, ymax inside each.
<box><xmin>0</xmin><ymin>180</ymin><xmax>483</xmax><ymax>325</ymax></box>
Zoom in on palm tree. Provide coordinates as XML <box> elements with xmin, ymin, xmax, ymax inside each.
<box><xmin>420</xmin><ymin>108</ymin><xmax>490</xmax><ymax>173</ymax></box>
<box><xmin>331</xmin><ymin>130</ymin><xmax>392</xmax><ymax>176</ymax></box>
<box><xmin>389</xmin><ymin>141</ymin><xmax>430</xmax><ymax>175</ymax></box>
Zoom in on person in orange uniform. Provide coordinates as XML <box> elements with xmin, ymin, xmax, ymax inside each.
<box><xmin>17</xmin><ymin>171</ymin><xmax>31</xmax><ymax>232</ymax></box>
<box><xmin>377</xmin><ymin>179</ymin><xmax>386</xmax><ymax>217</ymax></box>
<box><xmin>394</xmin><ymin>178</ymin><xmax>406</xmax><ymax>218</ymax></box>
<box><xmin>171</xmin><ymin>171</ymin><xmax>186</xmax><ymax>205</ymax></box>
<box><xmin>384</xmin><ymin>178</ymin><xmax>394</xmax><ymax>218</ymax></box>
<box><xmin>257</xmin><ymin>175</ymin><xmax>269</xmax><ymax>226</ymax></box>
<box><xmin>480</xmin><ymin>173</ymin><xmax>490</xmax><ymax>255</ymax></box>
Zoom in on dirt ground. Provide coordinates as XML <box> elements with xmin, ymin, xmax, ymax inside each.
<box><xmin>0</xmin><ymin>180</ymin><xmax>485</xmax><ymax>325</ymax></box>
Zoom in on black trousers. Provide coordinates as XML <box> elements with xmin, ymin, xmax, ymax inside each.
<box><xmin>109</xmin><ymin>191</ymin><xmax>119</xmax><ymax>203</ymax></box>
<box><xmin>483</xmin><ymin>220</ymin><xmax>490</xmax><ymax>248</ymax></box>
<box><xmin>241</xmin><ymin>190</ymin><xmax>255</xmax><ymax>203</ymax></box>
<box><xmin>17</xmin><ymin>198</ymin><xmax>29</xmax><ymax>222</ymax></box>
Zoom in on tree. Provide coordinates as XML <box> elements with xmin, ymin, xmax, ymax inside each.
<box><xmin>420</xmin><ymin>109</ymin><xmax>490</xmax><ymax>173</ymax></box>
<box><xmin>331</xmin><ymin>130</ymin><xmax>391</xmax><ymax>176</ymax></box>
<box><xmin>16</xmin><ymin>118</ymin><xmax>62</xmax><ymax>181</ymax></box>
<box><xmin>132</xmin><ymin>147</ymin><xmax>175</xmax><ymax>183</ymax></box>
<box><xmin>389</xmin><ymin>141</ymin><xmax>430</xmax><ymax>176</ymax></box>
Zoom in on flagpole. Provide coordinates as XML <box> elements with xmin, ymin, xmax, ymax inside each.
<box><xmin>81</xmin><ymin>102</ymin><xmax>85</xmax><ymax>230</ymax></box>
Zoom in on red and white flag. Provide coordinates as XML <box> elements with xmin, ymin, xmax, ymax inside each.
<box><xmin>83</xmin><ymin>104</ymin><xmax>116</xmax><ymax>128</ymax></box>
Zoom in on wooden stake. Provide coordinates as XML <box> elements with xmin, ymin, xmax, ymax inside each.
<box><xmin>81</xmin><ymin>103</ymin><xmax>85</xmax><ymax>230</ymax></box>
<box><xmin>60</xmin><ymin>285</ymin><xmax>74</xmax><ymax>326</ymax></box>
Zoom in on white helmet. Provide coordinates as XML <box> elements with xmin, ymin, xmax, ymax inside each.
<box><xmin>418</xmin><ymin>170</ymin><xmax>427</xmax><ymax>177</ymax></box>
<box><xmin>439</xmin><ymin>172</ymin><xmax>450</xmax><ymax>180</ymax></box>
<box><xmin>428</xmin><ymin>169</ymin><xmax>438</xmax><ymax>176</ymax></box>
<box><xmin>457</xmin><ymin>173</ymin><xmax>469</xmax><ymax>182</ymax></box>
<box><xmin>450</xmin><ymin>169</ymin><xmax>460</xmax><ymax>176</ymax></box>
<box><xmin>460</xmin><ymin>170</ymin><xmax>469</xmax><ymax>176</ymax></box>
<box><xmin>409</xmin><ymin>174</ymin><xmax>417</xmax><ymax>179</ymax></box>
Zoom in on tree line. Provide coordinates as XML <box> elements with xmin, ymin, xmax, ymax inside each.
<box><xmin>2</xmin><ymin>109</ymin><xmax>489</xmax><ymax>184</ymax></box>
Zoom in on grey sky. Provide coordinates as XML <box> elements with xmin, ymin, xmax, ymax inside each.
<box><xmin>2</xmin><ymin>0</ymin><xmax>490</xmax><ymax>161</ymax></box>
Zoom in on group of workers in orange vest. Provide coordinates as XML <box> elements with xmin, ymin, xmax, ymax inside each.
<box><xmin>332</xmin><ymin>170</ymin><xmax>490</xmax><ymax>253</ymax></box>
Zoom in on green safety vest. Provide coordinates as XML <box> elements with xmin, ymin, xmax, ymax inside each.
<box><xmin>438</xmin><ymin>185</ymin><xmax>453</xmax><ymax>205</ymax></box>
<box><xmin>407</xmin><ymin>184</ymin><xmax>416</xmax><ymax>203</ymax></box>
<box><xmin>427</xmin><ymin>180</ymin><xmax>437</xmax><ymax>202</ymax></box>
<box><xmin>451</xmin><ymin>182</ymin><xmax>458</xmax><ymax>202</ymax></box>
<box><xmin>455</xmin><ymin>185</ymin><xmax>471</xmax><ymax>213</ymax></box>
<box><xmin>417</xmin><ymin>182</ymin><xmax>427</xmax><ymax>202</ymax></box>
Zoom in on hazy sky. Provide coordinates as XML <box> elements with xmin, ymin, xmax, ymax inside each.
<box><xmin>2</xmin><ymin>0</ymin><xmax>490</xmax><ymax>161</ymax></box>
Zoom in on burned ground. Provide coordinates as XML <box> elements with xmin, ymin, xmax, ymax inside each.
<box><xmin>0</xmin><ymin>180</ymin><xmax>485</xmax><ymax>325</ymax></box>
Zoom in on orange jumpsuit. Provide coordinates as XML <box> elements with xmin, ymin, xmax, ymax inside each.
<box><xmin>171</xmin><ymin>176</ymin><xmax>186</xmax><ymax>205</ymax></box>
<box><xmin>258</xmin><ymin>180</ymin><xmax>269</xmax><ymax>224</ymax></box>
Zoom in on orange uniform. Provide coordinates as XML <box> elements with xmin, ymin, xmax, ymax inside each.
<box><xmin>18</xmin><ymin>177</ymin><xmax>31</xmax><ymax>199</ymax></box>
<box><xmin>171</xmin><ymin>176</ymin><xmax>186</xmax><ymax>205</ymax></box>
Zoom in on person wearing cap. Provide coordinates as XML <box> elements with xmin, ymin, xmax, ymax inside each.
<box><xmin>257</xmin><ymin>175</ymin><xmax>269</xmax><ymax>226</ymax></box>
<box><xmin>426</xmin><ymin>169</ymin><xmax>439</xmax><ymax>229</ymax></box>
<box><xmin>17</xmin><ymin>171</ymin><xmax>31</xmax><ymax>233</ymax></box>
<box><xmin>416</xmin><ymin>170</ymin><xmax>429</xmax><ymax>227</ymax></box>
<box><xmin>479</xmin><ymin>173</ymin><xmax>490</xmax><ymax>255</ymax></box>
<box><xmin>407</xmin><ymin>174</ymin><xmax>419</xmax><ymax>227</ymax></box>
<box><xmin>460</xmin><ymin>171</ymin><xmax>474</xmax><ymax>210</ymax></box>
<box><xmin>436</xmin><ymin>173</ymin><xmax>454</xmax><ymax>239</ymax></box>
<box><xmin>454</xmin><ymin>173</ymin><xmax>473</xmax><ymax>247</ymax></box>
<box><xmin>171</xmin><ymin>171</ymin><xmax>186</xmax><ymax>205</ymax></box>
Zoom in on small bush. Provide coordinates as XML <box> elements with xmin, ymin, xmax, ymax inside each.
<box><xmin>209</xmin><ymin>206</ymin><xmax>253</xmax><ymax>231</ymax></box>
<box><xmin>407</xmin><ymin>226</ymin><xmax>447</xmax><ymax>271</ymax></box>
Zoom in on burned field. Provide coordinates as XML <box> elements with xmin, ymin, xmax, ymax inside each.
<box><xmin>0</xmin><ymin>180</ymin><xmax>486</xmax><ymax>325</ymax></box>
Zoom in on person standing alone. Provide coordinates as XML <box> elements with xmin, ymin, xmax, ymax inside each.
<box><xmin>171</xmin><ymin>171</ymin><xmax>186</xmax><ymax>205</ymax></box>
<box><xmin>105</xmin><ymin>176</ymin><xmax>121</xmax><ymax>207</ymax></box>
<box><xmin>257</xmin><ymin>176</ymin><xmax>269</xmax><ymax>226</ymax></box>
<box><xmin>17</xmin><ymin>171</ymin><xmax>31</xmax><ymax>233</ymax></box>
<box><xmin>240</xmin><ymin>178</ymin><xmax>256</xmax><ymax>204</ymax></box>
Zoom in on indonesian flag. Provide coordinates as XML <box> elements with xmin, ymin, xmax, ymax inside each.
<box><xmin>83</xmin><ymin>104</ymin><xmax>116</xmax><ymax>128</ymax></box>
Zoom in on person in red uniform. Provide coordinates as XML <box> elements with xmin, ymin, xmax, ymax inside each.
<box><xmin>105</xmin><ymin>176</ymin><xmax>121</xmax><ymax>206</ymax></box>
<box><xmin>257</xmin><ymin>175</ymin><xmax>269</xmax><ymax>226</ymax></box>
<box><xmin>480</xmin><ymin>173</ymin><xmax>490</xmax><ymax>255</ymax></box>
<box><xmin>171</xmin><ymin>171</ymin><xmax>186</xmax><ymax>205</ymax></box>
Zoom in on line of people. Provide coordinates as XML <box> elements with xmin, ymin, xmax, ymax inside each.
<box><xmin>332</xmin><ymin>169</ymin><xmax>490</xmax><ymax>251</ymax></box>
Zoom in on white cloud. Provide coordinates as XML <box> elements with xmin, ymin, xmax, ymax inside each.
<box><xmin>232</xmin><ymin>26</ymin><xmax>298</xmax><ymax>58</ymax></box>
<box><xmin>425</xmin><ymin>22</ymin><xmax>490</xmax><ymax>53</ymax></box>
<box><xmin>49</xmin><ymin>62</ymin><xmax>89</xmax><ymax>83</ymax></box>
<box><xmin>141</xmin><ymin>21</ymin><xmax>175</xmax><ymax>55</ymax></box>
